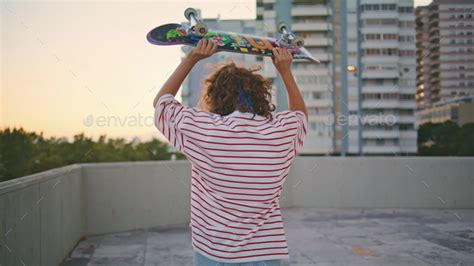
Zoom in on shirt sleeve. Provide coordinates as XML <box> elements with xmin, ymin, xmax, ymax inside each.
<box><xmin>154</xmin><ymin>93</ymin><xmax>190</xmax><ymax>153</ymax></box>
<box><xmin>291</xmin><ymin>110</ymin><xmax>308</xmax><ymax>155</ymax></box>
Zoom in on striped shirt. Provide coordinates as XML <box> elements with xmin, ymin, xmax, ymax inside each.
<box><xmin>154</xmin><ymin>93</ymin><xmax>307</xmax><ymax>263</ymax></box>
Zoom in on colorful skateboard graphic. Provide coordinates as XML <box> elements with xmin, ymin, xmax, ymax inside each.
<box><xmin>146</xmin><ymin>8</ymin><xmax>320</xmax><ymax>63</ymax></box>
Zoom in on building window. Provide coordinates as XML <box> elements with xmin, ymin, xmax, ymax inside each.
<box><xmin>398</xmin><ymin>6</ymin><xmax>413</xmax><ymax>13</ymax></box>
<box><xmin>381</xmin><ymin>4</ymin><xmax>396</xmax><ymax>11</ymax></box>
<box><xmin>365</xmin><ymin>19</ymin><xmax>397</xmax><ymax>26</ymax></box>
<box><xmin>365</xmin><ymin>65</ymin><xmax>379</xmax><ymax>71</ymax></box>
<box><xmin>400</xmin><ymin>94</ymin><xmax>415</xmax><ymax>100</ymax></box>
<box><xmin>361</xmin><ymin>4</ymin><xmax>381</xmax><ymax>12</ymax></box>
<box><xmin>382</xmin><ymin>48</ymin><xmax>398</xmax><ymax>56</ymax></box>
<box><xmin>365</xmin><ymin>49</ymin><xmax>380</xmax><ymax>56</ymax></box>
<box><xmin>399</xmin><ymin>35</ymin><xmax>414</xmax><ymax>42</ymax></box>
<box><xmin>365</xmin><ymin>33</ymin><xmax>381</xmax><ymax>40</ymax></box>
<box><xmin>296</xmin><ymin>75</ymin><xmax>329</xmax><ymax>85</ymax></box>
<box><xmin>383</xmin><ymin>34</ymin><xmax>397</xmax><ymax>40</ymax></box>
<box><xmin>399</xmin><ymin>50</ymin><xmax>415</xmax><ymax>57</ymax></box>
<box><xmin>400</xmin><ymin>124</ymin><xmax>414</xmax><ymax>130</ymax></box>
<box><xmin>399</xmin><ymin>21</ymin><xmax>415</xmax><ymax>28</ymax></box>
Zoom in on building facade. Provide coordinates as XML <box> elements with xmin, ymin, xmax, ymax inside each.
<box><xmin>415</xmin><ymin>0</ymin><xmax>474</xmax><ymax>109</ymax></box>
<box><xmin>183</xmin><ymin>1</ymin><xmax>419</xmax><ymax>155</ymax></box>
<box><xmin>417</xmin><ymin>96</ymin><xmax>474</xmax><ymax>126</ymax></box>
<box><xmin>345</xmin><ymin>0</ymin><xmax>418</xmax><ymax>155</ymax></box>
<box><xmin>257</xmin><ymin>0</ymin><xmax>417</xmax><ymax>155</ymax></box>
<box><xmin>258</xmin><ymin>0</ymin><xmax>335</xmax><ymax>154</ymax></box>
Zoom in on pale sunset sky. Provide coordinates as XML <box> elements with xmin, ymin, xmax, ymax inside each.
<box><xmin>1</xmin><ymin>0</ymin><xmax>431</xmax><ymax>141</ymax></box>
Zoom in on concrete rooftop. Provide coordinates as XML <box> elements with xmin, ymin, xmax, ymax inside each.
<box><xmin>2</xmin><ymin>159</ymin><xmax>473</xmax><ymax>265</ymax></box>
<box><xmin>62</xmin><ymin>207</ymin><xmax>474</xmax><ymax>266</ymax></box>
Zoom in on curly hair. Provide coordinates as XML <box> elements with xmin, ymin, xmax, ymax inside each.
<box><xmin>197</xmin><ymin>61</ymin><xmax>276</xmax><ymax>120</ymax></box>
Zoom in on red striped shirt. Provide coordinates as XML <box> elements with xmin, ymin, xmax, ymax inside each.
<box><xmin>154</xmin><ymin>93</ymin><xmax>308</xmax><ymax>263</ymax></box>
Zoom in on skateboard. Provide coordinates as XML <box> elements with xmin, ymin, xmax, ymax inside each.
<box><xmin>146</xmin><ymin>8</ymin><xmax>320</xmax><ymax>63</ymax></box>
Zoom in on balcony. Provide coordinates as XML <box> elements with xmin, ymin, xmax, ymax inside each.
<box><xmin>362</xmin><ymin>100</ymin><xmax>399</xmax><ymax>109</ymax></box>
<box><xmin>362</xmin><ymin>85</ymin><xmax>400</xmax><ymax>94</ymax></box>
<box><xmin>306</xmin><ymin>98</ymin><xmax>333</xmax><ymax>107</ymax></box>
<box><xmin>362</xmin><ymin>70</ymin><xmax>399</xmax><ymax>79</ymax></box>
<box><xmin>428</xmin><ymin>33</ymin><xmax>440</xmax><ymax>43</ymax></box>
<box><xmin>360</xmin><ymin>11</ymin><xmax>398</xmax><ymax>20</ymax></box>
<box><xmin>399</xmin><ymin>100</ymin><xmax>417</xmax><ymax>109</ymax></box>
<box><xmin>263</xmin><ymin>10</ymin><xmax>276</xmax><ymax>18</ymax></box>
<box><xmin>362</xmin><ymin>145</ymin><xmax>401</xmax><ymax>154</ymax></box>
<box><xmin>291</xmin><ymin>5</ymin><xmax>331</xmax><ymax>17</ymax></box>
<box><xmin>292</xmin><ymin>67</ymin><xmax>330</xmax><ymax>76</ymax></box>
<box><xmin>361</xmin><ymin>40</ymin><xmax>399</xmax><ymax>49</ymax></box>
<box><xmin>399</xmin><ymin>115</ymin><xmax>417</xmax><ymax>123</ymax></box>
<box><xmin>360</xmin><ymin>27</ymin><xmax>399</xmax><ymax>35</ymax></box>
<box><xmin>400</xmin><ymin>130</ymin><xmax>418</xmax><ymax>138</ymax></box>
<box><xmin>362</xmin><ymin>56</ymin><xmax>399</xmax><ymax>64</ymax></box>
<box><xmin>304</xmin><ymin>37</ymin><xmax>333</xmax><ymax>47</ymax></box>
<box><xmin>362</xmin><ymin>130</ymin><xmax>400</xmax><ymax>139</ymax></box>
<box><xmin>1</xmin><ymin>159</ymin><xmax>474</xmax><ymax>265</ymax></box>
<box><xmin>292</xmin><ymin>22</ymin><xmax>332</xmax><ymax>32</ymax></box>
<box><xmin>312</xmin><ymin>52</ymin><xmax>331</xmax><ymax>62</ymax></box>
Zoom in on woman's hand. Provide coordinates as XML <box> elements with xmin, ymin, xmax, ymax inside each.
<box><xmin>271</xmin><ymin>47</ymin><xmax>293</xmax><ymax>73</ymax></box>
<box><xmin>185</xmin><ymin>38</ymin><xmax>219</xmax><ymax>64</ymax></box>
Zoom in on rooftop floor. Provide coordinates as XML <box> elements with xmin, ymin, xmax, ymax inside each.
<box><xmin>62</xmin><ymin>207</ymin><xmax>474</xmax><ymax>266</ymax></box>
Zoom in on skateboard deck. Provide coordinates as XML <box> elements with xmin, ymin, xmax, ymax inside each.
<box><xmin>146</xmin><ymin>23</ymin><xmax>320</xmax><ymax>63</ymax></box>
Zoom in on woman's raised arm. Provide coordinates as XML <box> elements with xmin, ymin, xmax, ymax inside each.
<box><xmin>153</xmin><ymin>38</ymin><xmax>218</xmax><ymax>108</ymax></box>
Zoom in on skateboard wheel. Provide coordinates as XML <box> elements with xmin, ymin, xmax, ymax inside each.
<box><xmin>195</xmin><ymin>23</ymin><xmax>208</xmax><ymax>35</ymax></box>
<box><xmin>294</xmin><ymin>36</ymin><xmax>305</xmax><ymax>48</ymax></box>
<box><xmin>184</xmin><ymin>8</ymin><xmax>197</xmax><ymax>21</ymax></box>
<box><xmin>277</xmin><ymin>22</ymin><xmax>288</xmax><ymax>34</ymax></box>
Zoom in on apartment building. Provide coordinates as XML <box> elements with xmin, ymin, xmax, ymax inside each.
<box><xmin>182</xmin><ymin>1</ymin><xmax>418</xmax><ymax>155</ymax></box>
<box><xmin>257</xmin><ymin>0</ymin><xmax>335</xmax><ymax>154</ymax></box>
<box><xmin>257</xmin><ymin>0</ymin><xmax>417</xmax><ymax>155</ymax></box>
<box><xmin>344</xmin><ymin>0</ymin><xmax>418</xmax><ymax>155</ymax></box>
<box><xmin>417</xmin><ymin>95</ymin><xmax>474</xmax><ymax>126</ymax></box>
<box><xmin>415</xmin><ymin>0</ymin><xmax>474</xmax><ymax>109</ymax></box>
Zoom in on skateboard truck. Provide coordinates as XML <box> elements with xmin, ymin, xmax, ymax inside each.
<box><xmin>184</xmin><ymin>8</ymin><xmax>208</xmax><ymax>36</ymax></box>
<box><xmin>277</xmin><ymin>22</ymin><xmax>304</xmax><ymax>48</ymax></box>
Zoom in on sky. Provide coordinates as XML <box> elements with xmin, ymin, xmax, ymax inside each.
<box><xmin>1</xmin><ymin>0</ymin><xmax>431</xmax><ymax>141</ymax></box>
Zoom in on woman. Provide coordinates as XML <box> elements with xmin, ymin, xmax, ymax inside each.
<box><xmin>153</xmin><ymin>39</ymin><xmax>307</xmax><ymax>266</ymax></box>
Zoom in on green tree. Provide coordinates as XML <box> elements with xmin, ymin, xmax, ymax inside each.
<box><xmin>418</xmin><ymin>121</ymin><xmax>474</xmax><ymax>156</ymax></box>
<box><xmin>0</xmin><ymin>127</ymin><xmax>182</xmax><ymax>182</ymax></box>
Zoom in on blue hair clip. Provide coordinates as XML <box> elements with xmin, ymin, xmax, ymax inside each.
<box><xmin>238</xmin><ymin>87</ymin><xmax>254</xmax><ymax>112</ymax></box>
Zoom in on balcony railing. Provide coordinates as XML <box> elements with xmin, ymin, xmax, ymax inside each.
<box><xmin>291</xmin><ymin>5</ymin><xmax>331</xmax><ymax>17</ymax></box>
<box><xmin>292</xmin><ymin>22</ymin><xmax>332</xmax><ymax>32</ymax></box>
<box><xmin>362</xmin><ymin>129</ymin><xmax>400</xmax><ymax>139</ymax></box>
